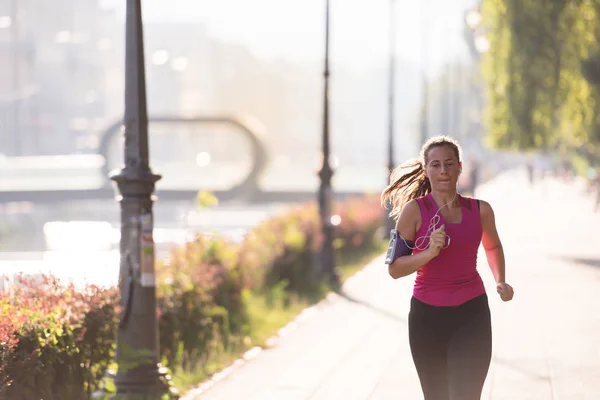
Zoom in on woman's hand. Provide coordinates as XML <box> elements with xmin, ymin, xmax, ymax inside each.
<box><xmin>496</xmin><ymin>282</ymin><xmax>514</xmax><ymax>302</ymax></box>
<box><xmin>427</xmin><ymin>225</ymin><xmax>446</xmax><ymax>257</ymax></box>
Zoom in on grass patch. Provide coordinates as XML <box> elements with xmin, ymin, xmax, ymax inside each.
<box><xmin>245</xmin><ymin>284</ymin><xmax>312</xmax><ymax>347</ymax></box>
<box><xmin>170</xmin><ymin>350</ymin><xmax>241</xmax><ymax>393</ymax></box>
<box><xmin>168</xmin><ymin>288</ymin><xmax>313</xmax><ymax>392</ymax></box>
<box><xmin>173</xmin><ymin>240</ymin><xmax>386</xmax><ymax>394</ymax></box>
<box><xmin>337</xmin><ymin>240</ymin><xmax>387</xmax><ymax>281</ymax></box>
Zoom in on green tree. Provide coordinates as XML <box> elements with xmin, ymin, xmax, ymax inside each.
<box><xmin>480</xmin><ymin>0</ymin><xmax>600</xmax><ymax>155</ymax></box>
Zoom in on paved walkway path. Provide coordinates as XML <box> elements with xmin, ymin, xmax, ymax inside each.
<box><xmin>187</xmin><ymin>169</ymin><xmax>600</xmax><ymax>400</ymax></box>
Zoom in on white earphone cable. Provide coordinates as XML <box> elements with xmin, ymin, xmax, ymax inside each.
<box><xmin>400</xmin><ymin>192</ymin><xmax>457</xmax><ymax>251</ymax></box>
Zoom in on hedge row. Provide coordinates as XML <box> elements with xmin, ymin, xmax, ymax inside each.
<box><xmin>0</xmin><ymin>195</ymin><xmax>384</xmax><ymax>399</ymax></box>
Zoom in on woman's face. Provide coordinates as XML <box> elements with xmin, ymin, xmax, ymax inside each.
<box><xmin>424</xmin><ymin>145</ymin><xmax>462</xmax><ymax>192</ymax></box>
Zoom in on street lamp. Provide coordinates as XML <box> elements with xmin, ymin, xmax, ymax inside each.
<box><xmin>462</xmin><ymin>3</ymin><xmax>488</xmax><ymax>143</ymax></box>
<box><xmin>317</xmin><ymin>0</ymin><xmax>340</xmax><ymax>288</ymax></box>
<box><xmin>419</xmin><ymin>0</ymin><xmax>430</xmax><ymax>147</ymax></box>
<box><xmin>463</xmin><ymin>6</ymin><xmax>489</xmax><ymax>59</ymax></box>
<box><xmin>110</xmin><ymin>0</ymin><xmax>176</xmax><ymax>398</ymax></box>
<box><xmin>10</xmin><ymin>0</ymin><xmax>21</xmax><ymax>156</ymax></box>
<box><xmin>465</xmin><ymin>9</ymin><xmax>482</xmax><ymax>29</ymax></box>
<box><xmin>385</xmin><ymin>0</ymin><xmax>397</xmax><ymax>237</ymax></box>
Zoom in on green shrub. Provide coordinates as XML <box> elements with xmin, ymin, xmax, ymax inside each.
<box><xmin>156</xmin><ymin>235</ymin><xmax>245</xmax><ymax>373</ymax></box>
<box><xmin>238</xmin><ymin>196</ymin><xmax>382</xmax><ymax>294</ymax></box>
<box><xmin>0</xmin><ymin>195</ymin><xmax>385</xmax><ymax>399</ymax></box>
<box><xmin>0</xmin><ymin>276</ymin><xmax>118</xmax><ymax>400</ymax></box>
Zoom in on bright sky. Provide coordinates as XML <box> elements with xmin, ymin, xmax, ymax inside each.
<box><xmin>100</xmin><ymin>0</ymin><xmax>473</xmax><ymax>74</ymax></box>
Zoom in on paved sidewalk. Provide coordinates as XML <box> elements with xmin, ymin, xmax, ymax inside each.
<box><xmin>187</xmin><ymin>169</ymin><xmax>600</xmax><ymax>400</ymax></box>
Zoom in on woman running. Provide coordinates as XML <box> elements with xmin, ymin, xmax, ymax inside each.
<box><xmin>381</xmin><ymin>136</ymin><xmax>514</xmax><ymax>400</ymax></box>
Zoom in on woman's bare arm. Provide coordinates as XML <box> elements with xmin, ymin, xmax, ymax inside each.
<box><xmin>480</xmin><ymin>200</ymin><xmax>505</xmax><ymax>283</ymax></box>
<box><xmin>388</xmin><ymin>200</ymin><xmax>436</xmax><ymax>279</ymax></box>
<box><xmin>480</xmin><ymin>199</ymin><xmax>514</xmax><ymax>301</ymax></box>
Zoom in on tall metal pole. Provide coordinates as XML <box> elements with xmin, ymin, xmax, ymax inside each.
<box><xmin>445</xmin><ymin>16</ymin><xmax>454</xmax><ymax>137</ymax></box>
<box><xmin>419</xmin><ymin>1</ymin><xmax>429</xmax><ymax>147</ymax></box>
<box><xmin>111</xmin><ymin>0</ymin><xmax>174</xmax><ymax>397</ymax></box>
<box><xmin>385</xmin><ymin>0</ymin><xmax>397</xmax><ymax>237</ymax></box>
<box><xmin>11</xmin><ymin>0</ymin><xmax>21</xmax><ymax>155</ymax></box>
<box><xmin>317</xmin><ymin>0</ymin><xmax>339</xmax><ymax>288</ymax></box>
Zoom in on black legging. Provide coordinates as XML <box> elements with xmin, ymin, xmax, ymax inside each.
<box><xmin>408</xmin><ymin>293</ymin><xmax>492</xmax><ymax>400</ymax></box>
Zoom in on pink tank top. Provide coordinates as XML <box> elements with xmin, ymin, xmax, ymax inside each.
<box><xmin>412</xmin><ymin>193</ymin><xmax>485</xmax><ymax>306</ymax></box>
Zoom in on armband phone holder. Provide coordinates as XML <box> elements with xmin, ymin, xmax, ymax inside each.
<box><xmin>385</xmin><ymin>229</ymin><xmax>399</xmax><ymax>264</ymax></box>
<box><xmin>385</xmin><ymin>229</ymin><xmax>415</xmax><ymax>264</ymax></box>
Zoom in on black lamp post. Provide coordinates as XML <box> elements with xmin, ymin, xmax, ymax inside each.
<box><xmin>463</xmin><ymin>4</ymin><xmax>488</xmax><ymax>143</ymax></box>
<box><xmin>385</xmin><ymin>0</ymin><xmax>397</xmax><ymax>237</ymax></box>
<box><xmin>419</xmin><ymin>1</ymin><xmax>429</xmax><ymax>147</ymax></box>
<box><xmin>317</xmin><ymin>0</ymin><xmax>339</xmax><ymax>288</ymax></box>
<box><xmin>10</xmin><ymin>0</ymin><xmax>21</xmax><ymax>155</ymax></box>
<box><xmin>110</xmin><ymin>0</ymin><xmax>175</xmax><ymax>398</ymax></box>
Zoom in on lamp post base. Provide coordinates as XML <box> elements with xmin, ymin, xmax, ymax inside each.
<box><xmin>92</xmin><ymin>364</ymin><xmax>179</xmax><ymax>400</ymax></box>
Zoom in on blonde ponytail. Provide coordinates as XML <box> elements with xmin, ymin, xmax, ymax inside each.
<box><xmin>381</xmin><ymin>159</ymin><xmax>431</xmax><ymax>220</ymax></box>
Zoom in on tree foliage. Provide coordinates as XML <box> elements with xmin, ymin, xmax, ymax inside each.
<box><xmin>481</xmin><ymin>0</ymin><xmax>600</xmax><ymax>156</ymax></box>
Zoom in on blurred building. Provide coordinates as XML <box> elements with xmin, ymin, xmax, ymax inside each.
<box><xmin>0</xmin><ymin>0</ymin><xmax>35</xmax><ymax>156</ymax></box>
<box><xmin>0</xmin><ymin>0</ymin><xmax>121</xmax><ymax>155</ymax></box>
<box><xmin>136</xmin><ymin>22</ymin><xmax>292</xmax><ymax>165</ymax></box>
<box><xmin>0</xmin><ymin>1</ymin><xmax>293</xmax><ymax>159</ymax></box>
<box><xmin>0</xmin><ymin>0</ymin><xmax>423</xmax><ymax>170</ymax></box>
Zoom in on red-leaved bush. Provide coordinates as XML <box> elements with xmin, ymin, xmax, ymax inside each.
<box><xmin>0</xmin><ymin>275</ymin><xmax>119</xmax><ymax>400</ymax></box>
<box><xmin>0</xmin><ymin>194</ymin><xmax>384</xmax><ymax>399</ymax></box>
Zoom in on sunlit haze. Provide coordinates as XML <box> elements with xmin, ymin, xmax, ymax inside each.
<box><xmin>100</xmin><ymin>0</ymin><xmax>473</xmax><ymax>74</ymax></box>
